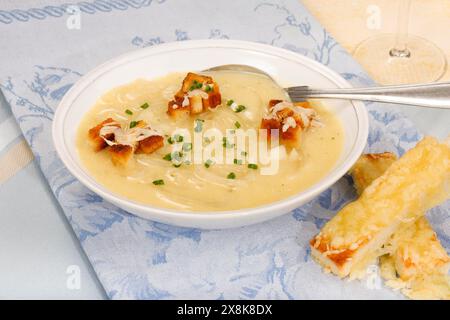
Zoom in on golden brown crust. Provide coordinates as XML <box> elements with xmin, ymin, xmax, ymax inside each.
<box><xmin>310</xmin><ymin>137</ymin><xmax>450</xmax><ymax>279</ymax></box>
<box><xmin>88</xmin><ymin>117</ymin><xmax>164</xmax><ymax>166</ymax></box>
<box><xmin>349</xmin><ymin>151</ymin><xmax>450</xmax><ymax>299</ymax></box>
<box><xmin>167</xmin><ymin>72</ymin><xmax>222</xmax><ymax>117</ymax></box>
<box><xmin>167</xmin><ymin>100</ymin><xmax>190</xmax><ymax>118</ymax></box>
<box><xmin>350</xmin><ymin>152</ymin><xmax>397</xmax><ymax>195</ymax></box>
<box><xmin>390</xmin><ymin>218</ymin><xmax>450</xmax><ymax>281</ymax></box>
<box><xmin>310</xmin><ymin>236</ymin><xmax>367</xmax><ymax>268</ymax></box>
<box><xmin>137</xmin><ymin>135</ymin><xmax>164</xmax><ymax>154</ymax></box>
<box><xmin>260</xmin><ymin>100</ymin><xmax>312</xmax><ymax>148</ymax></box>
<box><xmin>88</xmin><ymin>118</ymin><xmax>119</xmax><ymax>151</ymax></box>
<box><xmin>268</xmin><ymin>99</ymin><xmax>283</xmax><ymax>108</ymax></box>
<box><xmin>180</xmin><ymin>72</ymin><xmax>214</xmax><ymax>92</ymax></box>
<box><xmin>260</xmin><ymin>117</ymin><xmax>302</xmax><ymax>148</ymax></box>
<box><xmin>109</xmin><ymin>144</ymin><xmax>133</xmax><ymax>167</ymax></box>
<box><xmin>364</xmin><ymin>152</ymin><xmax>397</xmax><ymax>161</ymax></box>
<box><xmin>204</xmin><ymin>90</ymin><xmax>222</xmax><ymax>109</ymax></box>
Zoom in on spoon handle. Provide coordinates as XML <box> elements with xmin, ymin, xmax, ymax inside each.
<box><xmin>286</xmin><ymin>82</ymin><xmax>450</xmax><ymax>109</ymax></box>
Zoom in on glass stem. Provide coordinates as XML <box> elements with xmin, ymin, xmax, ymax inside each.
<box><xmin>390</xmin><ymin>0</ymin><xmax>412</xmax><ymax>58</ymax></box>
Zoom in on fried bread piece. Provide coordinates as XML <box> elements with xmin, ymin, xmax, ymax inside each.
<box><xmin>89</xmin><ymin>118</ymin><xmax>164</xmax><ymax>166</ymax></box>
<box><xmin>136</xmin><ymin>135</ymin><xmax>165</xmax><ymax>154</ymax></box>
<box><xmin>109</xmin><ymin>144</ymin><xmax>134</xmax><ymax>167</ymax></box>
<box><xmin>260</xmin><ymin>100</ymin><xmax>319</xmax><ymax>148</ymax></box>
<box><xmin>167</xmin><ymin>72</ymin><xmax>222</xmax><ymax>117</ymax></box>
<box><xmin>88</xmin><ymin>118</ymin><xmax>119</xmax><ymax>151</ymax></box>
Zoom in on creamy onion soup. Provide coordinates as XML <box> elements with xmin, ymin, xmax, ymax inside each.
<box><xmin>76</xmin><ymin>71</ymin><xmax>344</xmax><ymax>211</ymax></box>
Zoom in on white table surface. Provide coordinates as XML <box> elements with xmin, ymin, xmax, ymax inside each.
<box><xmin>0</xmin><ymin>160</ymin><xmax>106</xmax><ymax>299</ymax></box>
<box><xmin>0</xmin><ymin>103</ymin><xmax>448</xmax><ymax>299</ymax></box>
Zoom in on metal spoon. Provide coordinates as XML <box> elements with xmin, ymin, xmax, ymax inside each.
<box><xmin>204</xmin><ymin>64</ymin><xmax>450</xmax><ymax>109</ymax></box>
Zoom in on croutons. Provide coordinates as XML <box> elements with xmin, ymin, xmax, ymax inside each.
<box><xmin>189</xmin><ymin>95</ymin><xmax>204</xmax><ymax>114</ymax></box>
<box><xmin>167</xmin><ymin>101</ymin><xmax>190</xmax><ymax>119</ymax></box>
<box><xmin>88</xmin><ymin>117</ymin><xmax>164</xmax><ymax>166</ymax></box>
<box><xmin>260</xmin><ymin>99</ymin><xmax>317</xmax><ymax>148</ymax></box>
<box><xmin>137</xmin><ymin>135</ymin><xmax>165</xmax><ymax>154</ymax></box>
<box><xmin>167</xmin><ymin>72</ymin><xmax>222</xmax><ymax>117</ymax></box>
<box><xmin>109</xmin><ymin>144</ymin><xmax>134</xmax><ymax>167</ymax></box>
<box><xmin>88</xmin><ymin>118</ymin><xmax>119</xmax><ymax>151</ymax></box>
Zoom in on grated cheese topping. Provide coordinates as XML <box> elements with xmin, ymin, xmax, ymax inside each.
<box><xmin>99</xmin><ymin>122</ymin><xmax>163</xmax><ymax>147</ymax></box>
<box><xmin>264</xmin><ymin>101</ymin><xmax>319</xmax><ymax>129</ymax></box>
<box><xmin>310</xmin><ymin>137</ymin><xmax>450</xmax><ymax>279</ymax></box>
<box><xmin>282</xmin><ymin>116</ymin><xmax>297</xmax><ymax>132</ymax></box>
<box><xmin>182</xmin><ymin>95</ymin><xmax>190</xmax><ymax>107</ymax></box>
<box><xmin>187</xmin><ymin>89</ymin><xmax>209</xmax><ymax>99</ymax></box>
<box><xmin>230</xmin><ymin>102</ymin><xmax>239</xmax><ymax>112</ymax></box>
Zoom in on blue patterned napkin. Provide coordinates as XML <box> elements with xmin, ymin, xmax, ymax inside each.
<box><xmin>0</xmin><ymin>0</ymin><xmax>448</xmax><ymax>299</ymax></box>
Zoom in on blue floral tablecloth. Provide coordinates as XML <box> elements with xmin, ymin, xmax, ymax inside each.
<box><xmin>0</xmin><ymin>0</ymin><xmax>448</xmax><ymax>299</ymax></box>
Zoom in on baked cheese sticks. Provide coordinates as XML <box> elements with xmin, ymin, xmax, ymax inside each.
<box><xmin>351</xmin><ymin>152</ymin><xmax>450</xmax><ymax>299</ymax></box>
<box><xmin>310</xmin><ymin>137</ymin><xmax>450</xmax><ymax>279</ymax></box>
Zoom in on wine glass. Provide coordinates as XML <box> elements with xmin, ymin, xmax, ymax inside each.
<box><xmin>353</xmin><ymin>0</ymin><xmax>447</xmax><ymax>85</ymax></box>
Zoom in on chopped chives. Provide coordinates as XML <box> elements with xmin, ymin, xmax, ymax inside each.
<box><xmin>248</xmin><ymin>164</ymin><xmax>258</xmax><ymax>169</ymax></box>
<box><xmin>129</xmin><ymin>121</ymin><xmax>138</xmax><ymax>128</ymax></box>
<box><xmin>234</xmin><ymin>121</ymin><xmax>241</xmax><ymax>128</ymax></box>
<box><xmin>190</xmin><ymin>80</ymin><xmax>202</xmax><ymax>90</ymax></box>
<box><xmin>173</xmin><ymin>164</ymin><xmax>182</xmax><ymax>168</ymax></box>
<box><xmin>241</xmin><ymin>151</ymin><xmax>248</xmax><ymax>156</ymax></box>
<box><xmin>194</xmin><ymin>119</ymin><xmax>204</xmax><ymax>133</ymax></box>
<box><xmin>164</xmin><ymin>151</ymin><xmax>183</xmax><ymax>162</ymax></box>
<box><xmin>222</xmin><ymin>137</ymin><xmax>234</xmax><ymax>148</ymax></box>
<box><xmin>235</xmin><ymin>105</ymin><xmax>246</xmax><ymax>113</ymax></box>
<box><xmin>204</xmin><ymin>159</ymin><xmax>213</xmax><ymax>168</ymax></box>
<box><xmin>152</xmin><ymin>179</ymin><xmax>164</xmax><ymax>185</ymax></box>
<box><xmin>233</xmin><ymin>158</ymin><xmax>242</xmax><ymax>165</ymax></box>
<box><xmin>204</xmin><ymin>85</ymin><xmax>212</xmax><ymax>92</ymax></box>
<box><xmin>125</xmin><ymin>109</ymin><xmax>133</xmax><ymax>115</ymax></box>
<box><xmin>167</xmin><ymin>137</ymin><xmax>174</xmax><ymax>144</ymax></box>
<box><xmin>227</xmin><ymin>172</ymin><xmax>236</xmax><ymax>179</ymax></box>
<box><xmin>140</xmin><ymin>102</ymin><xmax>149</xmax><ymax>109</ymax></box>
<box><xmin>172</xmin><ymin>151</ymin><xmax>183</xmax><ymax>160</ymax></box>
<box><xmin>174</xmin><ymin>134</ymin><xmax>184</xmax><ymax>143</ymax></box>
<box><xmin>226</xmin><ymin>99</ymin><xmax>234</xmax><ymax>106</ymax></box>
<box><xmin>182</xmin><ymin>142</ymin><xmax>192</xmax><ymax>152</ymax></box>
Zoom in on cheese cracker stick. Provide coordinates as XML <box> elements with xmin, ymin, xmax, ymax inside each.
<box><xmin>310</xmin><ymin>137</ymin><xmax>450</xmax><ymax>278</ymax></box>
<box><xmin>351</xmin><ymin>152</ymin><xmax>450</xmax><ymax>299</ymax></box>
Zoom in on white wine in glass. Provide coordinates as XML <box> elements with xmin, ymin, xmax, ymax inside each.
<box><xmin>353</xmin><ymin>0</ymin><xmax>447</xmax><ymax>85</ymax></box>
